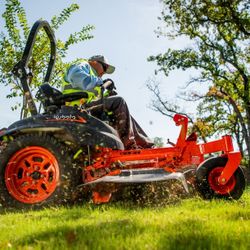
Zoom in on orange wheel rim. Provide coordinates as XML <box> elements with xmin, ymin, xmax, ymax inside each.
<box><xmin>5</xmin><ymin>146</ymin><xmax>59</xmax><ymax>204</ymax></box>
<box><xmin>208</xmin><ymin>167</ymin><xmax>236</xmax><ymax>195</ymax></box>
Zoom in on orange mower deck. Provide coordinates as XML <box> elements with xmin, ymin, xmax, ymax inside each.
<box><xmin>83</xmin><ymin>114</ymin><xmax>242</xmax><ymax>203</ymax></box>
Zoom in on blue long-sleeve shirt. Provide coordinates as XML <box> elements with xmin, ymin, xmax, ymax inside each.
<box><xmin>64</xmin><ymin>61</ymin><xmax>103</xmax><ymax>90</ymax></box>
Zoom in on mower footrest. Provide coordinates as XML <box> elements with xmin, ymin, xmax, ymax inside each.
<box><xmin>85</xmin><ymin>168</ymin><xmax>189</xmax><ymax>193</ymax></box>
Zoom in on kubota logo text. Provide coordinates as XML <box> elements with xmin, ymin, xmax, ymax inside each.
<box><xmin>46</xmin><ymin>115</ymin><xmax>86</xmax><ymax>123</ymax></box>
<box><xmin>54</xmin><ymin>115</ymin><xmax>76</xmax><ymax>120</ymax></box>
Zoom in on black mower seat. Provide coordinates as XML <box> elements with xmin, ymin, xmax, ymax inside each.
<box><xmin>36</xmin><ymin>84</ymin><xmax>89</xmax><ymax>109</ymax></box>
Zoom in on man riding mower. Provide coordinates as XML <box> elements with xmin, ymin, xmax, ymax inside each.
<box><xmin>0</xmin><ymin>20</ymin><xmax>246</xmax><ymax>209</ymax></box>
<box><xmin>63</xmin><ymin>54</ymin><xmax>154</xmax><ymax>150</ymax></box>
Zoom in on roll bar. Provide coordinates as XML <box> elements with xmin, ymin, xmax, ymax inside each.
<box><xmin>12</xmin><ymin>20</ymin><xmax>57</xmax><ymax>116</ymax></box>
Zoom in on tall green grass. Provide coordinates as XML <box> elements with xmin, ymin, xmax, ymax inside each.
<box><xmin>0</xmin><ymin>188</ymin><xmax>249</xmax><ymax>250</ymax></box>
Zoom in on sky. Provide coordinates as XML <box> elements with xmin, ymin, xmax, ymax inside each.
<box><xmin>0</xmin><ymin>0</ymin><xmax>196</xmax><ymax>144</ymax></box>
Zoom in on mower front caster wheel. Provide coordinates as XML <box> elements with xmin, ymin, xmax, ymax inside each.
<box><xmin>195</xmin><ymin>157</ymin><xmax>245</xmax><ymax>200</ymax></box>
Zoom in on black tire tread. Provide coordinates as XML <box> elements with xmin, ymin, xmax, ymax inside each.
<box><xmin>0</xmin><ymin>133</ymin><xmax>82</xmax><ymax>210</ymax></box>
<box><xmin>196</xmin><ymin>156</ymin><xmax>245</xmax><ymax>200</ymax></box>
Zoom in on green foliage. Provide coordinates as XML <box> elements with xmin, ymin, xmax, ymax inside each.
<box><xmin>153</xmin><ymin>136</ymin><xmax>165</xmax><ymax>147</ymax></box>
<box><xmin>0</xmin><ymin>0</ymin><xmax>94</xmax><ymax>102</ymax></box>
<box><xmin>149</xmin><ymin>0</ymin><xmax>250</xmax><ymax>160</ymax></box>
<box><xmin>51</xmin><ymin>4</ymin><xmax>79</xmax><ymax>29</ymax></box>
<box><xmin>0</xmin><ymin>188</ymin><xmax>250</xmax><ymax>249</ymax></box>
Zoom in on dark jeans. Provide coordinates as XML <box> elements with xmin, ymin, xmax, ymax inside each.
<box><xmin>85</xmin><ymin>96</ymin><xmax>153</xmax><ymax>149</ymax></box>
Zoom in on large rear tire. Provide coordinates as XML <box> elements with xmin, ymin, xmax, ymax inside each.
<box><xmin>0</xmin><ymin>134</ymin><xmax>82</xmax><ymax>210</ymax></box>
<box><xmin>196</xmin><ymin>157</ymin><xmax>245</xmax><ymax>200</ymax></box>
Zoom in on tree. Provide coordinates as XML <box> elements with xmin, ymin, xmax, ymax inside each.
<box><xmin>146</xmin><ymin>77</ymin><xmax>209</xmax><ymax>143</ymax></box>
<box><xmin>148</xmin><ymin>0</ymin><xmax>250</xmax><ymax>162</ymax></box>
<box><xmin>0</xmin><ymin>0</ymin><xmax>94</xmax><ymax>112</ymax></box>
<box><xmin>153</xmin><ymin>136</ymin><xmax>165</xmax><ymax>147</ymax></box>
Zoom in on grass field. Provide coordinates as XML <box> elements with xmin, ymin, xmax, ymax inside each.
<box><xmin>0</xmin><ymin>187</ymin><xmax>250</xmax><ymax>250</ymax></box>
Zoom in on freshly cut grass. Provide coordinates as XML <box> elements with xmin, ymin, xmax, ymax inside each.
<box><xmin>0</xmin><ymin>188</ymin><xmax>249</xmax><ymax>250</ymax></box>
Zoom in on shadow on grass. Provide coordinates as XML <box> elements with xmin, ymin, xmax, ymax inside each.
<box><xmin>156</xmin><ymin>218</ymin><xmax>250</xmax><ymax>250</ymax></box>
<box><xmin>226</xmin><ymin>210</ymin><xmax>250</xmax><ymax>221</ymax></box>
<box><xmin>14</xmin><ymin>219</ymin><xmax>146</xmax><ymax>249</ymax></box>
<box><xmin>12</xmin><ymin>214</ymin><xmax>250</xmax><ymax>250</ymax></box>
